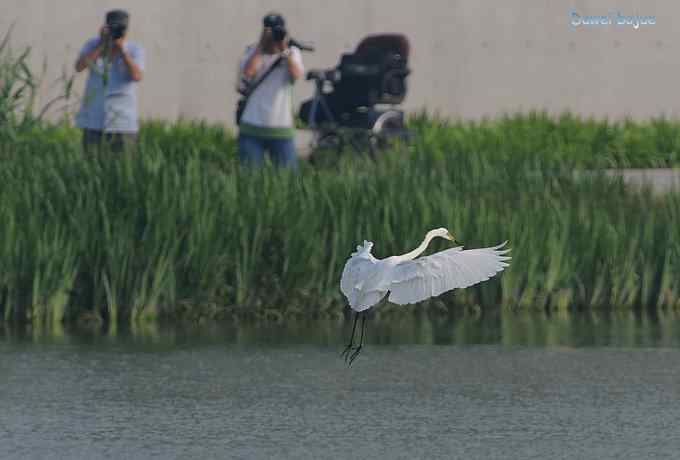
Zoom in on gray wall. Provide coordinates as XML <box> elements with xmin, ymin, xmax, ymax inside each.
<box><xmin>1</xmin><ymin>0</ymin><xmax>676</xmax><ymax>125</ymax></box>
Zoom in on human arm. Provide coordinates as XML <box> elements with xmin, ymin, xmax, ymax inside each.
<box><xmin>242</xmin><ymin>46</ymin><xmax>263</xmax><ymax>79</ymax></box>
<box><xmin>274</xmin><ymin>35</ymin><xmax>303</xmax><ymax>81</ymax></box>
<box><xmin>282</xmin><ymin>45</ymin><xmax>304</xmax><ymax>81</ymax></box>
<box><xmin>243</xmin><ymin>29</ymin><xmax>269</xmax><ymax>79</ymax></box>
<box><xmin>114</xmin><ymin>40</ymin><xmax>144</xmax><ymax>82</ymax></box>
<box><xmin>75</xmin><ymin>31</ymin><xmax>106</xmax><ymax>72</ymax></box>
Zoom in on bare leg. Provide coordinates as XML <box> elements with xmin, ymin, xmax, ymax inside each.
<box><xmin>341</xmin><ymin>312</ymin><xmax>359</xmax><ymax>361</ymax></box>
<box><xmin>348</xmin><ymin>314</ymin><xmax>367</xmax><ymax>366</ymax></box>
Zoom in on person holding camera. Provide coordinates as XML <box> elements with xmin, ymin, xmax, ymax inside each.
<box><xmin>74</xmin><ymin>9</ymin><xmax>144</xmax><ymax>154</ymax></box>
<box><xmin>236</xmin><ymin>13</ymin><xmax>305</xmax><ymax>169</ymax></box>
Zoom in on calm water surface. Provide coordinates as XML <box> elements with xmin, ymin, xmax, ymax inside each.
<box><xmin>2</xmin><ymin>311</ymin><xmax>680</xmax><ymax>459</ymax></box>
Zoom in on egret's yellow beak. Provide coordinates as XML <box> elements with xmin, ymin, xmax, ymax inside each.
<box><xmin>446</xmin><ymin>231</ymin><xmax>455</xmax><ymax>241</ymax></box>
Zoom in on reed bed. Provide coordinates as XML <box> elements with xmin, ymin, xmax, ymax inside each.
<box><xmin>0</xmin><ymin>115</ymin><xmax>679</xmax><ymax>327</ymax></box>
<box><xmin>408</xmin><ymin>110</ymin><xmax>680</xmax><ymax>168</ymax></box>
<box><xmin>2</xmin><ymin>33</ymin><xmax>680</xmax><ymax>326</ymax></box>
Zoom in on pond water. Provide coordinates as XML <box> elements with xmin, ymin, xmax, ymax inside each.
<box><xmin>2</xmin><ymin>310</ymin><xmax>680</xmax><ymax>459</ymax></box>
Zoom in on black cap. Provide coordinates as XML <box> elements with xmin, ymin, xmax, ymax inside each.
<box><xmin>263</xmin><ymin>12</ymin><xmax>285</xmax><ymax>28</ymax></box>
<box><xmin>106</xmin><ymin>9</ymin><xmax>129</xmax><ymax>26</ymax></box>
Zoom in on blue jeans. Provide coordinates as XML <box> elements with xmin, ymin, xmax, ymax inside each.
<box><xmin>238</xmin><ymin>133</ymin><xmax>298</xmax><ymax>169</ymax></box>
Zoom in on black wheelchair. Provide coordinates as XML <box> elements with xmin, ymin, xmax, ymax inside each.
<box><xmin>298</xmin><ymin>34</ymin><xmax>411</xmax><ymax>164</ymax></box>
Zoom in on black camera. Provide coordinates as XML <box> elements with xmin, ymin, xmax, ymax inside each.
<box><xmin>108</xmin><ymin>23</ymin><xmax>127</xmax><ymax>40</ymax></box>
<box><xmin>271</xmin><ymin>24</ymin><xmax>287</xmax><ymax>42</ymax></box>
<box><xmin>262</xmin><ymin>13</ymin><xmax>314</xmax><ymax>51</ymax></box>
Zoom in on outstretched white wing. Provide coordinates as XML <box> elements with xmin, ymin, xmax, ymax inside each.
<box><xmin>387</xmin><ymin>242</ymin><xmax>511</xmax><ymax>305</ymax></box>
<box><xmin>340</xmin><ymin>241</ymin><xmax>383</xmax><ymax>310</ymax></box>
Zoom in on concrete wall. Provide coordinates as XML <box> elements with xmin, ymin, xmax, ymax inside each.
<box><xmin>1</xmin><ymin>0</ymin><xmax>676</xmax><ymax>125</ymax></box>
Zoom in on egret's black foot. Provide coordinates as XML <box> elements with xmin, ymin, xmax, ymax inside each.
<box><xmin>348</xmin><ymin>346</ymin><xmax>363</xmax><ymax>366</ymax></box>
<box><xmin>340</xmin><ymin>344</ymin><xmax>353</xmax><ymax>361</ymax></box>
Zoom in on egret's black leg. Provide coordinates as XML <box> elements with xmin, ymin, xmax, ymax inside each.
<box><xmin>348</xmin><ymin>314</ymin><xmax>367</xmax><ymax>366</ymax></box>
<box><xmin>341</xmin><ymin>312</ymin><xmax>359</xmax><ymax>361</ymax></box>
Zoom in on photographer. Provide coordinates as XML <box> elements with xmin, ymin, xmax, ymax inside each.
<box><xmin>74</xmin><ymin>9</ymin><xmax>144</xmax><ymax>154</ymax></box>
<box><xmin>236</xmin><ymin>12</ymin><xmax>304</xmax><ymax>169</ymax></box>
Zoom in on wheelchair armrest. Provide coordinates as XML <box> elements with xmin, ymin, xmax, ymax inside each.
<box><xmin>306</xmin><ymin>69</ymin><xmax>341</xmax><ymax>83</ymax></box>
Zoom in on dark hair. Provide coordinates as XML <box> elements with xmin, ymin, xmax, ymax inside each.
<box><xmin>106</xmin><ymin>9</ymin><xmax>130</xmax><ymax>26</ymax></box>
<box><xmin>262</xmin><ymin>12</ymin><xmax>285</xmax><ymax>28</ymax></box>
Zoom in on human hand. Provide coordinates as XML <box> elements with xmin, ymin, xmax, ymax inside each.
<box><xmin>275</xmin><ymin>36</ymin><xmax>289</xmax><ymax>53</ymax></box>
<box><xmin>113</xmin><ymin>37</ymin><xmax>125</xmax><ymax>52</ymax></box>
<box><xmin>99</xmin><ymin>25</ymin><xmax>111</xmax><ymax>46</ymax></box>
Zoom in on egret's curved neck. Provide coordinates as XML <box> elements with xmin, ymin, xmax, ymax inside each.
<box><xmin>395</xmin><ymin>232</ymin><xmax>437</xmax><ymax>262</ymax></box>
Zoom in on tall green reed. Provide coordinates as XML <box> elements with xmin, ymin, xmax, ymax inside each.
<box><xmin>0</xmin><ymin>27</ymin><xmax>74</xmax><ymax>142</ymax></box>
<box><xmin>2</xmin><ymin>56</ymin><xmax>680</xmax><ymax>327</ymax></box>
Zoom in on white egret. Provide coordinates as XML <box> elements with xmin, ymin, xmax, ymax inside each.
<box><xmin>340</xmin><ymin>228</ymin><xmax>511</xmax><ymax>363</ymax></box>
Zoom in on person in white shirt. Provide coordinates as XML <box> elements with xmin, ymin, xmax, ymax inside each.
<box><xmin>237</xmin><ymin>13</ymin><xmax>304</xmax><ymax>169</ymax></box>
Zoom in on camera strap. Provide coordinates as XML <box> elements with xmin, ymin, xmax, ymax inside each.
<box><xmin>241</xmin><ymin>55</ymin><xmax>284</xmax><ymax>101</ymax></box>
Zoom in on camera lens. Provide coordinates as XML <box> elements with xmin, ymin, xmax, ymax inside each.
<box><xmin>109</xmin><ymin>23</ymin><xmax>126</xmax><ymax>39</ymax></box>
<box><xmin>272</xmin><ymin>25</ymin><xmax>286</xmax><ymax>42</ymax></box>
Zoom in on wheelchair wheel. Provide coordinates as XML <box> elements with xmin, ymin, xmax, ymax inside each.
<box><xmin>369</xmin><ymin>111</ymin><xmax>406</xmax><ymax>158</ymax></box>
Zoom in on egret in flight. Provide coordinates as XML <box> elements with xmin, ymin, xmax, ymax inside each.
<box><xmin>340</xmin><ymin>228</ymin><xmax>511</xmax><ymax>364</ymax></box>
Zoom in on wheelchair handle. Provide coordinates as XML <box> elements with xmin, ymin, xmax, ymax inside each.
<box><xmin>305</xmin><ymin>69</ymin><xmax>341</xmax><ymax>83</ymax></box>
